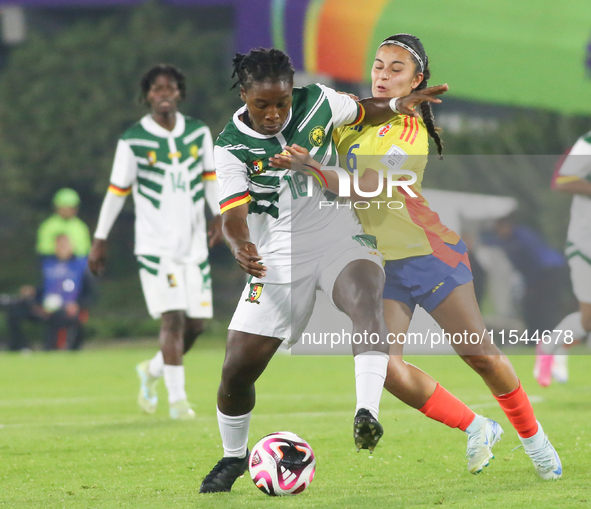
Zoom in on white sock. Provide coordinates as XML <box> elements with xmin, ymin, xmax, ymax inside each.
<box><xmin>465</xmin><ymin>414</ymin><xmax>486</xmax><ymax>435</ymax></box>
<box><xmin>520</xmin><ymin>420</ymin><xmax>544</xmax><ymax>450</ymax></box>
<box><xmin>542</xmin><ymin>312</ymin><xmax>586</xmax><ymax>354</ymax></box>
<box><xmin>354</xmin><ymin>352</ymin><xmax>389</xmax><ymax>420</ymax></box>
<box><xmin>148</xmin><ymin>351</ymin><xmax>164</xmax><ymax>378</ymax></box>
<box><xmin>163</xmin><ymin>364</ymin><xmax>187</xmax><ymax>403</ymax></box>
<box><xmin>217</xmin><ymin>407</ymin><xmax>251</xmax><ymax>458</ymax></box>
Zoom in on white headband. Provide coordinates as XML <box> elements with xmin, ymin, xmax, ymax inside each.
<box><xmin>378</xmin><ymin>40</ymin><xmax>425</xmax><ymax>72</ymax></box>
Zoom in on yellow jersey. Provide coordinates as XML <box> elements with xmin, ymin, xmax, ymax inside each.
<box><xmin>334</xmin><ymin>114</ymin><xmax>460</xmax><ymax>261</ymax></box>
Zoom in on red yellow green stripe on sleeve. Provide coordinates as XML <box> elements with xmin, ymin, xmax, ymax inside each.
<box><xmin>108</xmin><ymin>183</ymin><xmax>132</xmax><ymax>197</ymax></box>
<box><xmin>554</xmin><ymin>175</ymin><xmax>581</xmax><ymax>185</ymax></box>
<box><xmin>348</xmin><ymin>103</ymin><xmax>365</xmax><ymax>126</ymax></box>
<box><xmin>220</xmin><ymin>190</ymin><xmax>251</xmax><ymax>214</ymax></box>
<box><xmin>203</xmin><ymin>170</ymin><xmax>217</xmax><ymax>181</ymax></box>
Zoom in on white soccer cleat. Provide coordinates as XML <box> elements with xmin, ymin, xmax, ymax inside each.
<box><xmin>136</xmin><ymin>360</ymin><xmax>159</xmax><ymax>414</ymax></box>
<box><xmin>466</xmin><ymin>418</ymin><xmax>504</xmax><ymax>474</ymax></box>
<box><xmin>169</xmin><ymin>399</ymin><xmax>196</xmax><ymax>420</ymax></box>
<box><xmin>521</xmin><ymin>421</ymin><xmax>562</xmax><ymax>480</ymax></box>
<box><xmin>551</xmin><ymin>355</ymin><xmax>569</xmax><ymax>384</ymax></box>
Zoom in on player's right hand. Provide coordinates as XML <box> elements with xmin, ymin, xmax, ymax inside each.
<box><xmin>233</xmin><ymin>242</ymin><xmax>267</xmax><ymax>278</ymax></box>
<box><xmin>88</xmin><ymin>239</ymin><xmax>107</xmax><ymax>276</ymax></box>
<box><xmin>396</xmin><ymin>84</ymin><xmax>449</xmax><ymax>117</ymax></box>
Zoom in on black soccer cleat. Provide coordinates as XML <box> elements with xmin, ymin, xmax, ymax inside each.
<box><xmin>199</xmin><ymin>451</ymin><xmax>249</xmax><ymax>493</ymax></box>
<box><xmin>354</xmin><ymin>408</ymin><xmax>384</xmax><ymax>453</ymax></box>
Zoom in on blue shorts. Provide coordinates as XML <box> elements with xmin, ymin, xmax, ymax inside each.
<box><xmin>383</xmin><ymin>240</ymin><xmax>473</xmax><ymax>313</ymax></box>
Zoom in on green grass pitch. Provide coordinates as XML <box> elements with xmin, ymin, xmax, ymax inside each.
<box><xmin>1</xmin><ymin>341</ymin><xmax>590</xmax><ymax>508</ymax></box>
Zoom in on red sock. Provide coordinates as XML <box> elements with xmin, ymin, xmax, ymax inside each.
<box><xmin>494</xmin><ymin>382</ymin><xmax>538</xmax><ymax>438</ymax></box>
<box><xmin>419</xmin><ymin>383</ymin><xmax>476</xmax><ymax>431</ymax></box>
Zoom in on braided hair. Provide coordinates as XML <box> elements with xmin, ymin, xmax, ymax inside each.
<box><xmin>231</xmin><ymin>48</ymin><xmax>295</xmax><ymax>90</ymax></box>
<box><xmin>380</xmin><ymin>34</ymin><xmax>443</xmax><ymax>157</ymax></box>
<box><xmin>139</xmin><ymin>64</ymin><xmax>186</xmax><ymax>105</ymax></box>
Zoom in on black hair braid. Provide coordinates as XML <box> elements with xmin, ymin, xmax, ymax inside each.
<box><xmin>381</xmin><ymin>34</ymin><xmax>443</xmax><ymax>157</ymax></box>
<box><xmin>231</xmin><ymin>48</ymin><xmax>295</xmax><ymax>90</ymax></box>
<box><xmin>139</xmin><ymin>64</ymin><xmax>186</xmax><ymax>105</ymax></box>
<box><xmin>416</xmin><ymin>72</ymin><xmax>444</xmax><ymax>158</ymax></box>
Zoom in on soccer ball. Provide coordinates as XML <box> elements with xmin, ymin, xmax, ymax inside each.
<box><xmin>249</xmin><ymin>431</ymin><xmax>315</xmax><ymax>496</ymax></box>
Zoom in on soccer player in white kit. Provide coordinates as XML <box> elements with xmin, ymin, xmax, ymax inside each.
<box><xmin>199</xmin><ymin>48</ymin><xmax>448</xmax><ymax>493</ymax></box>
<box><xmin>88</xmin><ymin>65</ymin><xmax>223</xmax><ymax>419</ymax></box>
<box><xmin>535</xmin><ymin>131</ymin><xmax>591</xmax><ymax>386</ymax></box>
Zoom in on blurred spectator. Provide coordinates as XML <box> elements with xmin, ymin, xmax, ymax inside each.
<box><xmin>487</xmin><ymin>217</ymin><xmax>568</xmax><ymax>337</ymax></box>
<box><xmin>1</xmin><ymin>235</ymin><xmax>95</xmax><ymax>351</ymax></box>
<box><xmin>37</xmin><ymin>188</ymin><xmax>91</xmax><ymax>257</ymax></box>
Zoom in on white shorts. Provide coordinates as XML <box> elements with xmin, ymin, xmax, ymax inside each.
<box><xmin>138</xmin><ymin>255</ymin><xmax>213</xmax><ymax>319</ymax></box>
<box><xmin>569</xmin><ymin>254</ymin><xmax>591</xmax><ymax>304</ymax></box>
<box><xmin>228</xmin><ymin>236</ymin><xmax>383</xmax><ymax>346</ymax></box>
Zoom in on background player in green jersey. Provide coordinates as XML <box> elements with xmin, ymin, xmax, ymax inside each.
<box><xmin>89</xmin><ymin>64</ymin><xmax>223</xmax><ymax>420</ymax></box>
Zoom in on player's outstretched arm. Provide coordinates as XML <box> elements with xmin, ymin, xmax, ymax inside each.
<box><xmin>359</xmin><ymin>84</ymin><xmax>449</xmax><ymax>124</ymax></box>
<box><xmin>555</xmin><ymin>177</ymin><xmax>591</xmax><ymax>197</ymax></box>
<box><xmin>222</xmin><ymin>204</ymin><xmax>267</xmax><ymax>278</ymax></box>
<box><xmin>269</xmin><ymin>145</ymin><xmax>378</xmax><ymax>202</ymax></box>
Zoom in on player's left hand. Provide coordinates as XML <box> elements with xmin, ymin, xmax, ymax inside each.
<box><xmin>207</xmin><ymin>215</ymin><xmax>224</xmax><ymax>248</ymax></box>
<box><xmin>269</xmin><ymin>145</ymin><xmax>320</xmax><ymax>174</ymax></box>
<box><xmin>396</xmin><ymin>83</ymin><xmax>449</xmax><ymax>117</ymax></box>
<box><xmin>65</xmin><ymin>302</ymin><xmax>80</xmax><ymax>318</ymax></box>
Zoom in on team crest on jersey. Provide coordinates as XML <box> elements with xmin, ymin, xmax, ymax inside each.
<box><xmin>167</xmin><ymin>274</ymin><xmax>178</xmax><ymax>288</ymax></box>
<box><xmin>147</xmin><ymin>150</ymin><xmax>157</xmax><ymax>165</ymax></box>
<box><xmin>252</xmin><ymin>159</ymin><xmax>265</xmax><ymax>174</ymax></box>
<box><xmin>246</xmin><ymin>283</ymin><xmax>264</xmax><ymax>304</ymax></box>
<box><xmin>309</xmin><ymin>126</ymin><xmax>326</xmax><ymax>147</ymax></box>
<box><xmin>190</xmin><ymin>144</ymin><xmax>199</xmax><ymax>159</ymax></box>
<box><xmin>378</xmin><ymin>123</ymin><xmax>393</xmax><ymax>137</ymax></box>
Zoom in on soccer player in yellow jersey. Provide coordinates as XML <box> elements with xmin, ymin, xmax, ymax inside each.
<box><xmin>270</xmin><ymin>34</ymin><xmax>561</xmax><ymax>480</ymax></box>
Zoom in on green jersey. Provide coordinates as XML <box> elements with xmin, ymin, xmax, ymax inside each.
<box><xmin>215</xmin><ymin>83</ymin><xmax>365</xmax><ymax>281</ymax></box>
<box><xmin>106</xmin><ymin>112</ymin><xmax>218</xmax><ymax>261</ymax></box>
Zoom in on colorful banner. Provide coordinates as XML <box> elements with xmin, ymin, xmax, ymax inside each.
<box><xmin>235</xmin><ymin>0</ymin><xmax>591</xmax><ymax>115</ymax></box>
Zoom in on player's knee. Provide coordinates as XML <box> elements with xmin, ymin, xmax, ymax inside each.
<box><xmin>346</xmin><ymin>279</ymin><xmax>384</xmax><ymax>320</ymax></box>
<box><xmin>185</xmin><ymin>318</ymin><xmax>205</xmax><ymax>338</ymax></box>
<box><xmin>221</xmin><ymin>357</ymin><xmax>257</xmax><ymax>393</ymax></box>
<box><xmin>161</xmin><ymin>311</ymin><xmax>185</xmax><ymax>336</ymax></box>
<box><xmin>461</xmin><ymin>354</ymin><xmax>497</xmax><ymax>374</ymax></box>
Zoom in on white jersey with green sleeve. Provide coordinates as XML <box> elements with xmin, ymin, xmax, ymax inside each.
<box><xmin>557</xmin><ymin>131</ymin><xmax>591</xmax><ymax>258</ymax></box>
<box><xmin>108</xmin><ymin>112</ymin><xmax>218</xmax><ymax>263</ymax></box>
<box><xmin>215</xmin><ymin>84</ymin><xmax>366</xmax><ymax>282</ymax></box>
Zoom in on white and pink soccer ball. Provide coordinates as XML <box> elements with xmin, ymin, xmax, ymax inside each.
<box><xmin>248</xmin><ymin>431</ymin><xmax>315</xmax><ymax>496</ymax></box>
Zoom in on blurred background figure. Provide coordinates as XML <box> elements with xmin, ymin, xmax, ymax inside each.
<box><xmin>487</xmin><ymin>216</ymin><xmax>569</xmax><ymax>339</ymax></box>
<box><xmin>37</xmin><ymin>188</ymin><xmax>91</xmax><ymax>258</ymax></box>
<box><xmin>1</xmin><ymin>234</ymin><xmax>95</xmax><ymax>351</ymax></box>
<box><xmin>88</xmin><ymin>64</ymin><xmax>223</xmax><ymax>421</ymax></box>
<box><xmin>536</xmin><ymin>130</ymin><xmax>591</xmax><ymax>386</ymax></box>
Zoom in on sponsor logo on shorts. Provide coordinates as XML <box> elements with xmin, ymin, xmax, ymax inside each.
<box><xmin>431</xmin><ymin>281</ymin><xmax>444</xmax><ymax>293</ymax></box>
<box><xmin>309</xmin><ymin>126</ymin><xmax>326</xmax><ymax>147</ymax></box>
<box><xmin>167</xmin><ymin>274</ymin><xmax>178</xmax><ymax>288</ymax></box>
<box><xmin>246</xmin><ymin>283</ymin><xmax>264</xmax><ymax>304</ymax></box>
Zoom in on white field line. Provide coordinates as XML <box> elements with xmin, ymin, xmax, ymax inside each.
<box><xmin>0</xmin><ymin>396</ymin><xmax>545</xmax><ymax>430</ymax></box>
<box><xmin>0</xmin><ymin>396</ymin><xmax>131</xmax><ymax>407</ymax></box>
